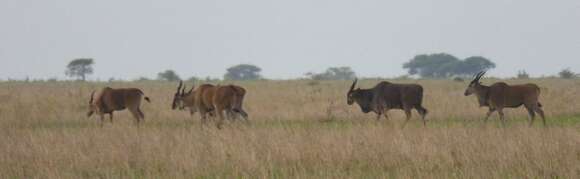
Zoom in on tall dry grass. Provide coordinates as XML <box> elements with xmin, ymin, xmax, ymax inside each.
<box><xmin>0</xmin><ymin>79</ymin><xmax>579</xmax><ymax>178</ymax></box>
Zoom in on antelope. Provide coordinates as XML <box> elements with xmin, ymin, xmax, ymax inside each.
<box><xmin>194</xmin><ymin>83</ymin><xmax>218</xmax><ymax>124</ymax></box>
<box><xmin>87</xmin><ymin>87</ymin><xmax>151</xmax><ymax>125</ymax></box>
<box><xmin>213</xmin><ymin>85</ymin><xmax>249</xmax><ymax>128</ymax></box>
<box><xmin>347</xmin><ymin>79</ymin><xmax>428</xmax><ymax>126</ymax></box>
<box><xmin>172</xmin><ymin>81</ymin><xmax>217</xmax><ymax>119</ymax></box>
<box><xmin>194</xmin><ymin>84</ymin><xmax>249</xmax><ymax>129</ymax></box>
<box><xmin>171</xmin><ymin>81</ymin><xmax>196</xmax><ymax>115</ymax></box>
<box><xmin>464</xmin><ymin>71</ymin><xmax>546</xmax><ymax>126</ymax></box>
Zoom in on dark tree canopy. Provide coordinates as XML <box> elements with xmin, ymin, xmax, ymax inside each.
<box><xmin>403</xmin><ymin>53</ymin><xmax>495</xmax><ymax>78</ymax></box>
<box><xmin>559</xmin><ymin>68</ymin><xmax>576</xmax><ymax>79</ymax></box>
<box><xmin>517</xmin><ymin>70</ymin><xmax>530</xmax><ymax>79</ymax></box>
<box><xmin>187</xmin><ymin>76</ymin><xmax>200</xmax><ymax>83</ymax></box>
<box><xmin>224</xmin><ymin>64</ymin><xmax>262</xmax><ymax>80</ymax></box>
<box><xmin>157</xmin><ymin>70</ymin><xmax>181</xmax><ymax>81</ymax></box>
<box><xmin>65</xmin><ymin>58</ymin><xmax>94</xmax><ymax>81</ymax></box>
<box><xmin>306</xmin><ymin>66</ymin><xmax>356</xmax><ymax>80</ymax></box>
<box><xmin>457</xmin><ymin>56</ymin><xmax>497</xmax><ymax>76</ymax></box>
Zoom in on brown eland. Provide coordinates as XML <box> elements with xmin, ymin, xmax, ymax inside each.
<box><xmin>194</xmin><ymin>83</ymin><xmax>218</xmax><ymax>123</ymax></box>
<box><xmin>171</xmin><ymin>81</ymin><xmax>197</xmax><ymax>115</ymax></box>
<box><xmin>347</xmin><ymin>79</ymin><xmax>428</xmax><ymax>126</ymax></box>
<box><xmin>193</xmin><ymin>83</ymin><xmax>249</xmax><ymax>129</ymax></box>
<box><xmin>464</xmin><ymin>71</ymin><xmax>546</xmax><ymax>126</ymax></box>
<box><xmin>87</xmin><ymin>87</ymin><xmax>151</xmax><ymax>125</ymax></box>
<box><xmin>213</xmin><ymin>84</ymin><xmax>249</xmax><ymax>129</ymax></box>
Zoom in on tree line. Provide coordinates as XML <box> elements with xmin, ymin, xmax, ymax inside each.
<box><xmin>63</xmin><ymin>54</ymin><xmax>578</xmax><ymax>82</ymax></box>
<box><xmin>64</xmin><ymin>58</ymin><xmax>360</xmax><ymax>82</ymax></box>
<box><xmin>403</xmin><ymin>53</ymin><xmax>496</xmax><ymax>78</ymax></box>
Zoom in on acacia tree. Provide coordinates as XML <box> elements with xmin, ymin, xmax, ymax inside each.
<box><xmin>403</xmin><ymin>53</ymin><xmax>495</xmax><ymax>78</ymax></box>
<box><xmin>224</xmin><ymin>64</ymin><xmax>262</xmax><ymax>80</ymax></box>
<box><xmin>403</xmin><ymin>53</ymin><xmax>460</xmax><ymax>78</ymax></box>
<box><xmin>157</xmin><ymin>70</ymin><xmax>181</xmax><ymax>81</ymax></box>
<box><xmin>306</xmin><ymin>66</ymin><xmax>356</xmax><ymax>80</ymax></box>
<box><xmin>517</xmin><ymin>70</ymin><xmax>530</xmax><ymax>79</ymax></box>
<box><xmin>455</xmin><ymin>56</ymin><xmax>496</xmax><ymax>76</ymax></box>
<box><xmin>559</xmin><ymin>68</ymin><xmax>576</xmax><ymax>79</ymax></box>
<box><xmin>65</xmin><ymin>58</ymin><xmax>94</xmax><ymax>81</ymax></box>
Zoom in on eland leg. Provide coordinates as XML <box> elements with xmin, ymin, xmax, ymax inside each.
<box><xmin>226</xmin><ymin>110</ymin><xmax>237</xmax><ymax>121</ymax></box>
<box><xmin>129</xmin><ymin>108</ymin><xmax>142</xmax><ymax>125</ymax></box>
<box><xmin>199</xmin><ymin>109</ymin><xmax>209</xmax><ymax>125</ymax></box>
<box><xmin>234</xmin><ymin>108</ymin><xmax>249</xmax><ymax>122</ymax></box>
<box><xmin>138</xmin><ymin>108</ymin><xmax>145</xmax><ymax>120</ymax></box>
<box><xmin>99</xmin><ymin>114</ymin><xmax>105</xmax><ymax>127</ymax></box>
<box><xmin>239</xmin><ymin>110</ymin><xmax>249</xmax><ymax>121</ymax></box>
<box><xmin>525</xmin><ymin>106</ymin><xmax>536</xmax><ymax>126</ymax></box>
<box><xmin>215</xmin><ymin>108</ymin><xmax>225</xmax><ymax>129</ymax></box>
<box><xmin>189</xmin><ymin>107</ymin><xmax>196</xmax><ymax>117</ymax></box>
<box><xmin>497</xmin><ymin>108</ymin><xmax>506</xmax><ymax>126</ymax></box>
<box><xmin>415</xmin><ymin>105</ymin><xmax>428</xmax><ymax>126</ymax></box>
<box><xmin>383</xmin><ymin>109</ymin><xmax>390</xmax><ymax>120</ymax></box>
<box><xmin>402</xmin><ymin>107</ymin><xmax>412</xmax><ymax>128</ymax></box>
<box><xmin>375</xmin><ymin>104</ymin><xmax>384</xmax><ymax>120</ymax></box>
<box><xmin>484</xmin><ymin>108</ymin><xmax>496</xmax><ymax>123</ymax></box>
<box><xmin>534</xmin><ymin>105</ymin><xmax>546</xmax><ymax>126</ymax></box>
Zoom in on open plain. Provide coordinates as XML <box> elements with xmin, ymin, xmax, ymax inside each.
<box><xmin>0</xmin><ymin>79</ymin><xmax>579</xmax><ymax>178</ymax></box>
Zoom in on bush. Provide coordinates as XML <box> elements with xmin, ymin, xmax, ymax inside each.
<box><xmin>306</xmin><ymin>67</ymin><xmax>356</xmax><ymax>80</ymax></box>
<box><xmin>517</xmin><ymin>70</ymin><xmax>530</xmax><ymax>79</ymax></box>
<box><xmin>453</xmin><ymin>77</ymin><xmax>464</xmax><ymax>82</ymax></box>
<box><xmin>559</xmin><ymin>68</ymin><xmax>576</xmax><ymax>79</ymax></box>
<box><xmin>157</xmin><ymin>70</ymin><xmax>181</xmax><ymax>81</ymax></box>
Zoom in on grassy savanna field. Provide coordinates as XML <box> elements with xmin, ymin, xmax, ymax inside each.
<box><xmin>0</xmin><ymin>79</ymin><xmax>579</xmax><ymax>178</ymax></box>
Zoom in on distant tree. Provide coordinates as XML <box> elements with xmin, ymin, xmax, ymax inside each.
<box><xmin>224</xmin><ymin>64</ymin><xmax>262</xmax><ymax>80</ymax></box>
<box><xmin>393</xmin><ymin>75</ymin><xmax>412</xmax><ymax>80</ymax></box>
<box><xmin>453</xmin><ymin>77</ymin><xmax>464</xmax><ymax>82</ymax></box>
<box><xmin>187</xmin><ymin>76</ymin><xmax>200</xmax><ymax>83</ymax></box>
<box><xmin>65</xmin><ymin>58</ymin><xmax>94</xmax><ymax>81</ymax></box>
<box><xmin>135</xmin><ymin>77</ymin><xmax>151</xmax><ymax>82</ymax></box>
<box><xmin>517</xmin><ymin>70</ymin><xmax>530</xmax><ymax>79</ymax></box>
<box><xmin>403</xmin><ymin>53</ymin><xmax>495</xmax><ymax>78</ymax></box>
<box><xmin>559</xmin><ymin>68</ymin><xmax>576</xmax><ymax>79</ymax></box>
<box><xmin>455</xmin><ymin>56</ymin><xmax>496</xmax><ymax>76</ymax></box>
<box><xmin>403</xmin><ymin>53</ymin><xmax>460</xmax><ymax>78</ymax></box>
<box><xmin>325</xmin><ymin>67</ymin><xmax>356</xmax><ymax>80</ymax></box>
<box><xmin>157</xmin><ymin>70</ymin><xmax>181</xmax><ymax>81</ymax></box>
<box><xmin>306</xmin><ymin>66</ymin><xmax>356</xmax><ymax>80</ymax></box>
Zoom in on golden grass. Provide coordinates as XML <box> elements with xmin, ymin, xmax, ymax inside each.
<box><xmin>0</xmin><ymin>79</ymin><xmax>579</xmax><ymax>178</ymax></box>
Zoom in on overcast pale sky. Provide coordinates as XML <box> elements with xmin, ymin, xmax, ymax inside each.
<box><xmin>0</xmin><ymin>0</ymin><xmax>579</xmax><ymax>80</ymax></box>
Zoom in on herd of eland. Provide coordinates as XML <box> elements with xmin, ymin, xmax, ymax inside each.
<box><xmin>86</xmin><ymin>71</ymin><xmax>547</xmax><ymax>128</ymax></box>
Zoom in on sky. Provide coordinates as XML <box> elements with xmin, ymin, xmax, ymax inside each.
<box><xmin>0</xmin><ymin>0</ymin><xmax>579</xmax><ymax>80</ymax></box>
